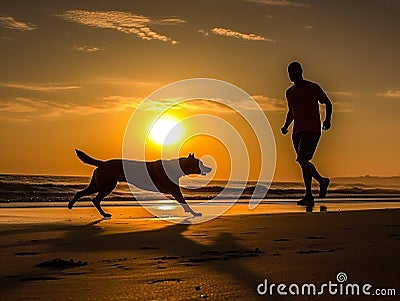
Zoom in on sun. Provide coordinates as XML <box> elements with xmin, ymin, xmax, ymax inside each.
<box><xmin>148</xmin><ymin>115</ymin><xmax>184</xmax><ymax>146</ymax></box>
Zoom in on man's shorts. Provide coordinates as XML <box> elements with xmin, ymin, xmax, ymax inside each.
<box><xmin>292</xmin><ymin>131</ymin><xmax>321</xmax><ymax>162</ymax></box>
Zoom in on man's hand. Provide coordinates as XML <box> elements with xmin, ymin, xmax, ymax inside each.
<box><xmin>322</xmin><ymin>119</ymin><xmax>331</xmax><ymax>131</ymax></box>
<box><xmin>281</xmin><ymin>126</ymin><xmax>289</xmax><ymax>135</ymax></box>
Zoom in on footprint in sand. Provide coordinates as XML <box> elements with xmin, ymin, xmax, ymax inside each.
<box><xmin>274</xmin><ymin>238</ymin><xmax>293</xmax><ymax>242</ymax></box>
<box><xmin>21</xmin><ymin>276</ymin><xmax>61</xmax><ymax>282</ymax></box>
<box><xmin>14</xmin><ymin>251</ymin><xmax>38</xmax><ymax>256</ymax></box>
<box><xmin>306</xmin><ymin>236</ymin><xmax>325</xmax><ymax>240</ymax></box>
<box><xmin>296</xmin><ymin>249</ymin><xmax>336</xmax><ymax>255</ymax></box>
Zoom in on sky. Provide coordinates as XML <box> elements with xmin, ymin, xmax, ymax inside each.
<box><xmin>0</xmin><ymin>0</ymin><xmax>399</xmax><ymax>181</ymax></box>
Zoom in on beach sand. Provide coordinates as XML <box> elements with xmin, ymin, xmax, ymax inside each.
<box><xmin>1</xmin><ymin>206</ymin><xmax>399</xmax><ymax>300</ymax></box>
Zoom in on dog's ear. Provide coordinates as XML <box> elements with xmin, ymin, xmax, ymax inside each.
<box><xmin>188</xmin><ymin>153</ymin><xmax>194</xmax><ymax>158</ymax></box>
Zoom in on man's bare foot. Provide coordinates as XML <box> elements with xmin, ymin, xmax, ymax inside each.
<box><xmin>319</xmin><ymin>178</ymin><xmax>330</xmax><ymax>198</ymax></box>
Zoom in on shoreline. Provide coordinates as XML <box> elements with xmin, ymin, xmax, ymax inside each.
<box><xmin>1</xmin><ymin>199</ymin><xmax>400</xmax><ymax>221</ymax></box>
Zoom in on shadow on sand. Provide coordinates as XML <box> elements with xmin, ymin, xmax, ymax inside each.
<box><xmin>1</xmin><ymin>216</ymin><xmax>288</xmax><ymax>299</ymax></box>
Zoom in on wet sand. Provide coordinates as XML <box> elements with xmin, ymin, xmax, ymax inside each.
<box><xmin>1</xmin><ymin>206</ymin><xmax>399</xmax><ymax>300</ymax></box>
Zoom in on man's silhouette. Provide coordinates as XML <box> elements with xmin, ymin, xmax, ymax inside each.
<box><xmin>281</xmin><ymin>61</ymin><xmax>332</xmax><ymax>206</ymax></box>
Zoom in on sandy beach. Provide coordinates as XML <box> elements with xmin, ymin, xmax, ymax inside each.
<box><xmin>1</xmin><ymin>206</ymin><xmax>399</xmax><ymax>300</ymax></box>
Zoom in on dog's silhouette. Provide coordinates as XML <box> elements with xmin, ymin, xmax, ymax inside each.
<box><xmin>68</xmin><ymin>150</ymin><xmax>212</xmax><ymax>218</ymax></box>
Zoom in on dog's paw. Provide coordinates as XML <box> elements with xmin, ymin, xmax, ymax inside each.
<box><xmin>192</xmin><ymin>211</ymin><xmax>202</xmax><ymax>217</ymax></box>
<box><xmin>67</xmin><ymin>202</ymin><xmax>73</xmax><ymax>210</ymax></box>
<box><xmin>103</xmin><ymin>213</ymin><xmax>112</xmax><ymax>218</ymax></box>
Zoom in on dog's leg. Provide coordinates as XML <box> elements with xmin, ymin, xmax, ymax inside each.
<box><xmin>171</xmin><ymin>190</ymin><xmax>202</xmax><ymax>217</ymax></box>
<box><xmin>92</xmin><ymin>184</ymin><xmax>116</xmax><ymax>218</ymax></box>
<box><xmin>68</xmin><ymin>182</ymin><xmax>98</xmax><ymax>209</ymax></box>
<box><xmin>69</xmin><ymin>172</ymin><xmax>98</xmax><ymax>209</ymax></box>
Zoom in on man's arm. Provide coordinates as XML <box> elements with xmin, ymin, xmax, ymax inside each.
<box><xmin>281</xmin><ymin>109</ymin><xmax>293</xmax><ymax>135</ymax></box>
<box><xmin>318</xmin><ymin>88</ymin><xmax>333</xmax><ymax>131</ymax></box>
<box><xmin>281</xmin><ymin>91</ymin><xmax>293</xmax><ymax>135</ymax></box>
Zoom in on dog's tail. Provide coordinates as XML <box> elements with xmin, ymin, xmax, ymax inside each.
<box><xmin>75</xmin><ymin>149</ymin><xmax>103</xmax><ymax>167</ymax></box>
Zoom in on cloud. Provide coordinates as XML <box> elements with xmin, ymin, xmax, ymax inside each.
<box><xmin>327</xmin><ymin>91</ymin><xmax>352</xmax><ymax>96</ymax></box>
<box><xmin>198</xmin><ymin>29</ymin><xmax>209</xmax><ymax>36</ymax></box>
<box><xmin>73</xmin><ymin>45</ymin><xmax>103</xmax><ymax>53</ymax></box>
<box><xmin>138</xmin><ymin>98</ymin><xmax>231</xmax><ymax>112</ymax></box>
<box><xmin>1</xmin><ymin>92</ymin><xmax>354</xmax><ymax>123</ymax></box>
<box><xmin>0</xmin><ymin>96</ymin><xmax>142</xmax><ymax>121</ymax></box>
<box><xmin>0</xmin><ymin>35</ymin><xmax>14</xmax><ymax>40</ymax></box>
<box><xmin>380</xmin><ymin>88</ymin><xmax>400</xmax><ymax>98</ymax></box>
<box><xmin>0</xmin><ymin>82</ymin><xmax>80</xmax><ymax>91</ymax></box>
<box><xmin>0</xmin><ymin>99</ymin><xmax>38</xmax><ymax>113</ymax></box>
<box><xmin>317</xmin><ymin>92</ymin><xmax>354</xmax><ymax>112</ymax></box>
<box><xmin>57</xmin><ymin>10</ymin><xmax>185</xmax><ymax>44</ymax></box>
<box><xmin>199</xmin><ymin>27</ymin><xmax>275</xmax><ymax>42</ymax></box>
<box><xmin>134</xmin><ymin>95</ymin><xmax>286</xmax><ymax>113</ymax></box>
<box><xmin>244</xmin><ymin>0</ymin><xmax>309</xmax><ymax>7</ymax></box>
<box><xmin>253</xmin><ymin>95</ymin><xmax>354</xmax><ymax>113</ymax></box>
<box><xmin>96</xmin><ymin>96</ymin><xmax>143</xmax><ymax>112</ymax></box>
<box><xmin>152</xmin><ymin>18</ymin><xmax>187</xmax><ymax>25</ymax></box>
<box><xmin>1</xmin><ymin>91</ymin><xmax>354</xmax><ymax>123</ymax></box>
<box><xmin>1</xmin><ymin>95</ymin><xmax>279</xmax><ymax>122</ymax></box>
<box><xmin>0</xmin><ymin>16</ymin><xmax>37</xmax><ymax>31</ymax></box>
<box><xmin>251</xmin><ymin>95</ymin><xmax>286</xmax><ymax>112</ymax></box>
<box><xmin>330</xmin><ymin>101</ymin><xmax>353</xmax><ymax>113</ymax></box>
<box><xmin>94</xmin><ymin>77</ymin><xmax>161</xmax><ymax>87</ymax></box>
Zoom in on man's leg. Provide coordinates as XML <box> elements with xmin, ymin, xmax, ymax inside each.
<box><xmin>294</xmin><ymin>131</ymin><xmax>320</xmax><ymax>206</ymax></box>
<box><xmin>298</xmin><ymin>159</ymin><xmax>313</xmax><ymax>197</ymax></box>
<box><xmin>297</xmin><ymin>159</ymin><xmax>315</xmax><ymax>206</ymax></box>
<box><xmin>292</xmin><ymin>133</ymin><xmax>311</xmax><ymax>199</ymax></box>
<box><xmin>310</xmin><ymin>162</ymin><xmax>330</xmax><ymax>197</ymax></box>
<box><xmin>310</xmin><ymin>163</ymin><xmax>323</xmax><ymax>183</ymax></box>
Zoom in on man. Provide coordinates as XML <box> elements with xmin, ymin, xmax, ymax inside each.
<box><xmin>281</xmin><ymin>61</ymin><xmax>333</xmax><ymax>206</ymax></box>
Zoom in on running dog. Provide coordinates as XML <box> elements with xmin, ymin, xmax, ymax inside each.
<box><xmin>68</xmin><ymin>150</ymin><xmax>212</xmax><ymax>218</ymax></box>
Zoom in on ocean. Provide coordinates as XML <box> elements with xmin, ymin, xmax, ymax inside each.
<box><xmin>1</xmin><ymin>174</ymin><xmax>399</xmax><ymax>207</ymax></box>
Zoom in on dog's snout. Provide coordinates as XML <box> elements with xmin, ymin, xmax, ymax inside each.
<box><xmin>200</xmin><ymin>164</ymin><xmax>212</xmax><ymax>175</ymax></box>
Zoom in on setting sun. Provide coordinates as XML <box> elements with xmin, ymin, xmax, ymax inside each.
<box><xmin>148</xmin><ymin>115</ymin><xmax>184</xmax><ymax>146</ymax></box>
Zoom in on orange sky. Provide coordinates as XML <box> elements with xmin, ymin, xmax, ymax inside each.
<box><xmin>0</xmin><ymin>0</ymin><xmax>399</xmax><ymax>181</ymax></box>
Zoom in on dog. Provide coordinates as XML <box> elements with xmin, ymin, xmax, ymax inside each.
<box><xmin>68</xmin><ymin>150</ymin><xmax>212</xmax><ymax>218</ymax></box>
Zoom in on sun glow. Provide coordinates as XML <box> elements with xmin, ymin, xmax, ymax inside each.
<box><xmin>148</xmin><ymin>115</ymin><xmax>184</xmax><ymax>146</ymax></box>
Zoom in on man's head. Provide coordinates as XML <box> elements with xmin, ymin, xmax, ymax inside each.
<box><xmin>288</xmin><ymin>61</ymin><xmax>303</xmax><ymax>83</ymax></box>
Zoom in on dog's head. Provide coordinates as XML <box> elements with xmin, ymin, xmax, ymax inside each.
<box><xmin>179</xmin><ymin>153</ymin><xmax>212</xmax><ymax>176</ymax></box>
